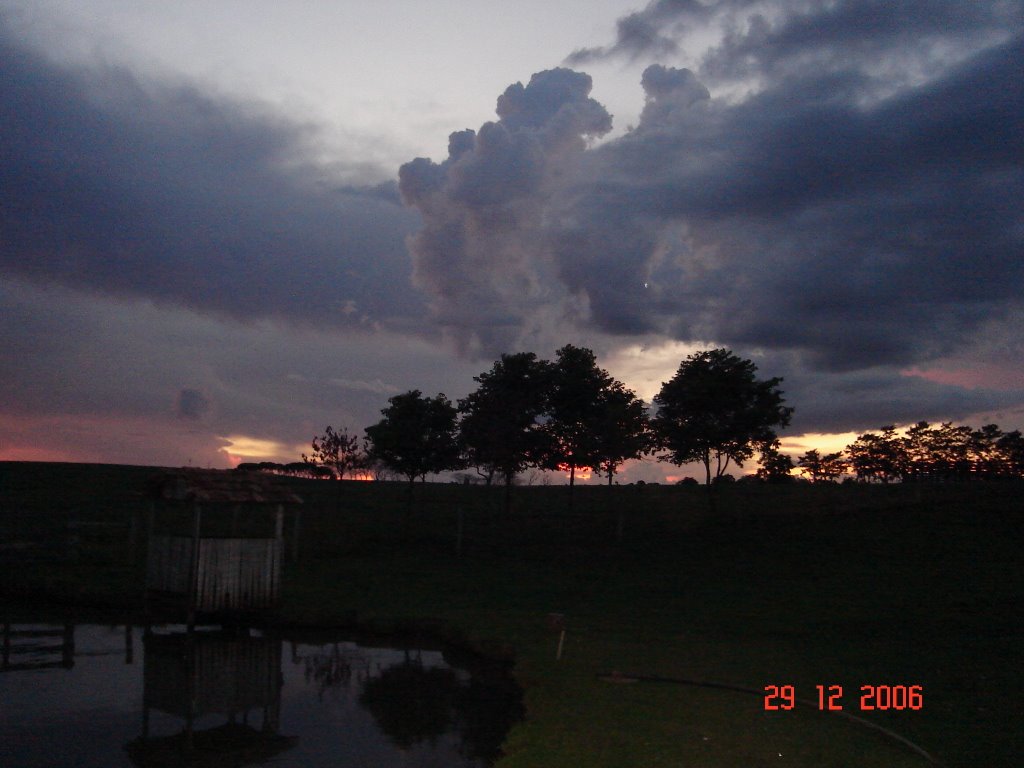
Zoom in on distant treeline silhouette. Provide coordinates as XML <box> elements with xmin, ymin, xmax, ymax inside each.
<box><xmin>245</xmin><ymin>347</ymin><xmax>792</xmax><ymax>499</ymax></box>
<box><xmin>817</xmin><ymin>422</ymin><xmax>1021</xmax><ymax>483</ymax></box>
<box><xmin>759</xmin><ymin>421</ymin><xmax>1024</xmax><ymax>484</ymax></box>
<box><xmin>234</xmin><ymin>347</ymin><xmax>1022</xmax><ymax>488</ymax></box>
<box><xmin>235</xmin><ymin>461</ymin><xmax>335</xmax><ymax>478</ymax></box>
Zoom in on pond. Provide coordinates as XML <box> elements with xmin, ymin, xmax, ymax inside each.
<box><xmin>0</xmin><ymin>622</ymin><xmax>523</xmax><ymax>767</ymax></box>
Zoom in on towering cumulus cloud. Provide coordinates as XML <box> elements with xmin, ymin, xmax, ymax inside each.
<box><xmin>401</xmin><ymin>0</ymin><xmax>1023</xmax><ymax>402</ymax></box>
<box><xmin>398</xmin><ymin>69</ymin><xmax>612</xmax><ymax>355</ymax></box>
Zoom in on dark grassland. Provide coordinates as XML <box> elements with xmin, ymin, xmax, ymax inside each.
<box><xmin>1</xmin><ymin>461</ymin><xmax>1021</xmax><ymax>767</ymax></box>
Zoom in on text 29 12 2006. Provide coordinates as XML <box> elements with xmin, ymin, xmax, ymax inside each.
<box><xmin>764</xmin><ymin>684</ymin><xmax>923</xmax><ymax>711</ymax></box>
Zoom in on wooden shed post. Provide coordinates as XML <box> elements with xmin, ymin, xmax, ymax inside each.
<box><xmin>289</xmin><ymin>505</ymin><xmax>300</xmax><ymax>562</ymax></box>
<box><xmin>188</xmin><ymin>503</ymin><xmax>202</xmax><ymax>632</ymax></box>
<box><xmin>125</xmin><ymin>624</ymin><xmax>134</xmax><ymax>665</ymax></box>
<box><xmin>128</xmin><ymin>506</ymin><xmax>138</xmax><ymax>565</ymax></box>
<box><xmin>61</xmin><ymin>624</ymin><xmax>75</xmax><ymax>669</ymax></box>
<box><xmin>143</xmin><ymin>501</ymin><xmax>155</xmax><ymax>567</ymax></box>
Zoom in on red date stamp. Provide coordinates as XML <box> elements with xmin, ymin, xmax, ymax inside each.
<box><xmin>764</xmin><ymin>684</ymin><xmax>923</xmax><ymax>711</ymax></box>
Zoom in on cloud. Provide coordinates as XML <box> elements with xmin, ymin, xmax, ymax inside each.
<box><xmin>330</xmin><ymin>378</ymin><xmax>401</xmax><ymax>395</ymax></box>
<box><xmin>176</xmin><ymin>389</ymin><xmax>211</xmax><ymax>421</ymax></box>
<box><xmin>566</xmin><ymin>0</ymin><xmax>1020</xmax><ymax>71</ymax></box>
<box><xmin>608</xmin><ymin>37</ymin><xmax>1024</xmax><ymax>373</ymax></box>
<box><xmin>4</xmin><ymin>3</ymin><xmax>1023</xmax><ymax>450</ymax></box>
<box><xmin>699</xmin><ymin>1</ymin><xmax>1022</xmax><ymax>88</ymax></box>
<box><xmin>0</xmin><ymin>23</ymin><xmax>425</xmax><ymax>329</ymax></box>
<box><xmin>760</xmin><ymin>354</ymin><xmax>1024</xmax><ymax>435</ymax></box>
<box><xmin>0</xmin><ymin>278</ymin><xmax>483</xmax><ymax>467</ymax></box>
<box><xmin>398</xmin><ymin>68</ymin><xmax>613</xmax><ymax>356</ymax></box>
<box><xmin>402</xmin><ymin>37</ymin><xmax>1023</xmax><ymax>365</ymax></box>
<box><xmin>397</xmin><ymin>4</ymin><xmax>1023</xmax><ymax>433</ymax></box>
<box><xmin>565</xmin><ymin>0</ymin><xmax>709</xmax><ymax>64</ymax></box>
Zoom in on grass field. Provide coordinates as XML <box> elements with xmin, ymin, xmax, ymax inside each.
<box><xmin>1</xmin><ymin>461</ymin><xmax>1021</xmax><ymax>766</ymax></box>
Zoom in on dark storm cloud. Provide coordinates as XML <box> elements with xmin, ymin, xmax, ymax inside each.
<box><xmin>176</xmin><ymin>389</ymin><xmax>210</xmax><ymax>421</ymax></box>
<box><xmin>602</xmin><ymin>36</ymin><xmax>1024</xmax><ymax>371</ymax></box>
<box><xmin>566</xmin><ymin>0</ymin><xmax>708</xmax><ymax>64</ymax></box>
<box><xmin>0</xmin><ymin>278</ymin><xmax>482</xmax><ymax>465</ymax></box>
<box><xmin>749</xmin><ymin>351</ymin><xmax>1024</xmax><ymax>435</ymax></box>
<box><xmin>700</xmin><ymin>1</ymin><xmax>1022</xmax><ymax>84</ymax></box>
<box><xmin>404</xmin><ymin>36</ymin><xmax>1022</xmax><ymax>365</ymax></box>
<box><xmin>567</xmin><ymin>0</ymin><xmax>1020</xmax><ymax>67</ymax></box>
<box><xmin>0</xmin><ymin>25</ymin><xmax>424</xmax><ymax>327</ymax></box>
<box><xmin>399</xmin><ymin>1</ymin><xmax>1023</xmax><ymax>431</ymax></box>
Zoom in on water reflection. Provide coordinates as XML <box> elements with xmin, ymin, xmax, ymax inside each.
<box><xmin>288</xmin><ymin>639</ymin><xmax>523</xmax><ymax>765</ymax></box>
<box><xmin>127</xmin><ymin>629</ymin><xmax>294</xmax><ymax>767</ymax></box>
<box><xmin>0</xmin><ymin>623</ymin><xmax>522</xmax><ymax>767</ymax></box>
<box><xmin>2</xmin><ymin>623</ymin><xmax>76</xmax><ymax>671</ymax></box>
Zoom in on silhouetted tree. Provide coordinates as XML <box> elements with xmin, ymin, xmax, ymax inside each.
<box><xmin>652</xmin><ymin>349</ymin><xmax>792</xmax><ymax>505</ymax></box>
<box><xmin>543</xmin><ymin>345</ymin><xmax>610</xmax><ymax>493</ymax></box>
<box><xmin>930</xmin><ymin>422</ymin><xmax>974</xmax><ymax>480</ymax></box>
<box><xmin>283</xmin><ymin>461</ymin><xmax>333</xmax><ymax>478</ymax></box>
<box><xmin>303</xmin><ymin>425</ymin><xmax>365</xmax><ymax>479</ymax></box>
<box><xmin>593</xmin><ymin>381</ymin><xmax>653</xmax><ymax>486</ymax></box>
<box><xmin>899</xmin><ymin>421</ymin><xmax>975</xmax><ymax>481</ymax></box>
<box><xmin>845</xmin><ymin>421</ymin><xmax>1024</xmax><ymax>482</ymax></box>
<box><xmin>970</xmin><ymin>424</ymin><xmax>1005</xmax><ymax>479</ymax></box>
<box><xmin>845</xmin><ymin>426</ymin><xmax>903</xmax><ymax>483</ymax></box>
<box><xmin>365</xmin><ymin>390</ymin><xmax>462</xmax><ymax>488</ymax></box>
<box><xmin>797</xmin><ymin>449</ymin><xmax>846</xmax><ymax>482</ymax></box>
<box><xmin>995</xmin><ymin>430</ymin><xmax>1024</xmax><ymax>477</ymax></box>
<box><xmin>458</xmin><ymin>353</ymin><xmax>553</xmax><ymax>505</ymax></box>
<box><xmin>756</xmin><ymin>439</ymin><xmax>795</xmax><ymax>482</ymax></box>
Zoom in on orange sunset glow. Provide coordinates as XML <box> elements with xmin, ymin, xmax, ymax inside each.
<box><xmin>558</xmin><ymin>463</ymin><xmax>593</xmax><ymax>481</ymax></box>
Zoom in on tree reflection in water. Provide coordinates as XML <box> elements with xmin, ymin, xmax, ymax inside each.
<box><xmin>289</xmin><ymin>639</ymin><xmax>524</xmax><ymax>763</ymax></box>
<box><xmin>360</xmin><ymin>650</ymin><xmax>525</xmax><ymax>763</ymax></box>
<box><xmin>296</xmin><ymin>642</ymin><xmax>361</xmax><ymax>701</ymax></box>
<box><xmin>360</xmin><ymin>652</ymin><xmax>460</xmax><ymax>749</ymax></box>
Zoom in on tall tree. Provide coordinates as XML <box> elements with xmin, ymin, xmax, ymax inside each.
<box><xmin>797</xmin><ymin>449</ymin><xmax>846</xmax><ymax>483</ymax></box>
<box><xmin>970</xmin><ymin>424</ymin><xmax>1005</xmax><ymax>479</ymax></box>
<box><xmin>929</xmin><ymin>422</ymin><xmax>974</xmax><ymax>481</ymax></box>
<box><xmin>756</xmin><ymin>439</ymin><xmax>795</xmax><ymax>483</ymax></box>
<box><xmin>365</xmin><ymin>390</ymin><xmax>461</xmax><ymax>488</ymax></box>
<box><xmin>458</xmin><ymin>352</ymin><xmax>553</xmax><ymax>502</ymax></box>
<box><xmin>845</xmin><ymin>426</ymin><xmax>903</xmax><ymax>483</ymax></box>
<box><xmin>901</xmin><ymin>421</ymin><xmax>935</xmax><ymax>481</ymax></box>
<box><xmin>995</xmin><ymin>430</ymin><xmax>1024</xmax><ymax>478</ymax></box>
<box><xmin>652</xmin><ymin>349</ymin><xmax>793</xmax><ymax>495</ymax></box>
<box><xmin>544</xmin><ymin>345</ymin><xmax>612</xmax><ymax>490</ymax></box>
<box><xmin>593</xmin><ymin>381</ymin><xmax>653</xmax><ymax>486</ymax></box>
<box><xmin>302</xmin><ymin>425</ymin><xmax>365</xmax><ymax>479</ymax></box>
<box><xmin>900</xmin><ymin>421</ymin><xmax>974</xmax><ymax>481</ymax></box>
<box><xmin>543</xmin><ymin>345</ymin><xmax>654</xmax><ymax>493</ymax></box>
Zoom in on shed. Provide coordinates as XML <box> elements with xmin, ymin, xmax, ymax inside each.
<box><xmin>145</xmin><ymin>470</ymin><xmax>303</xmax><ymax>627</ymax></box>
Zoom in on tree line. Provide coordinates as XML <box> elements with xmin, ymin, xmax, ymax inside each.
<box><xmin>290</xmin><ymin>347</ymin><xmax>792</xmax><ymax>500</ymax></box>
<box><xmin>241</xmin><ymin>344</ymin><xmax>1024</xmax><ymax>489</ymax></box>
<box><xmin>760</xmin><ymin>421</ymin><xmax>1024</xmax><ymax>484</ymax></box>
<box><xmin>235</xmin><ymin>460</ymin><xmax>335</xmax><ymax>478</ymax></box>
<box><xmin>244</xmin><ymin>344</ymin><xmax>1022</xmax><ymax>492</ymax></box>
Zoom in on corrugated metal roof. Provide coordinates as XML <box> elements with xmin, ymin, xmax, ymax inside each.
<box><xmin>149</xmin><ymin>469</ymin><xmax>304</xmax><ymax>504</ymax></box>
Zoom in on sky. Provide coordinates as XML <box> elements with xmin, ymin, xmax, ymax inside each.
<box><xmin>2</xmin><ymin>0</ymin><xmax>1022</xmax><ymax>481</ymax></box>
